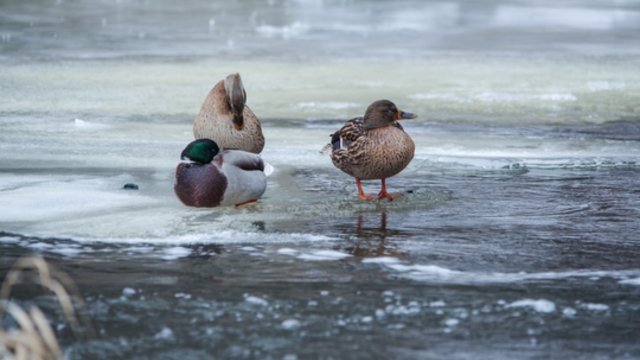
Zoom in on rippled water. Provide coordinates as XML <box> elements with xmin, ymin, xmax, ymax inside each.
<box><xmin>1</xmin><ymin>0</ymin><xmax>640</xmax><ymax>359</ymax></box>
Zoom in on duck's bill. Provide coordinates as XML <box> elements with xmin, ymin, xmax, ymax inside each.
<box><xmin>398</xmin><ymin>111</ymin><xmax>417</xmax><ymax>120</ymax></box>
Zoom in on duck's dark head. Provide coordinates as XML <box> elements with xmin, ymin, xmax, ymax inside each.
<box><xmin>363</xmin><ymin>99</ymin><xmax>417</xmax><ymax>130</ymax></box>
<box><xmin>224</xmin><ymin>73</ymin><xmax>247</xmax><ymax>130</ymax></box>
<box><xmin>181</xmin><ymin>139</ymin><xmax>220</xmax><ymax>164</ymax></box>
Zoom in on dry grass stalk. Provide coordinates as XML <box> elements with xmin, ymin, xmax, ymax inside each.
<box><xmin>1</xmin><ymin>255</ymin><xmax>95</xmax><ymax>360</ymax></box>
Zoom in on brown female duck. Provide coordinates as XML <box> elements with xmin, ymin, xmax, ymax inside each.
<box><xmin>193</xmin><ymin>73</ymin><xmax>265</xmax><ymax>154</ymax></box>
<box><xmin>325</xmin><ymin>99</ymin><xmax>416</xmax><ymax>200</ymax></box>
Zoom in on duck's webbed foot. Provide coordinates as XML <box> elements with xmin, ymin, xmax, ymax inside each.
<box><xmin>377</xmin><ymin>190</ymin><xmax>402</xmax><ymax>201</ymax></box>
<box><xmin>377</xmin><ymin>178</ymin><xmax>402</xmax><ymax>201</ymax></box>
<box><xmin>355</xmin><ymin>178</ymin><xmax>378</xmax><ymax>201</ymax></box>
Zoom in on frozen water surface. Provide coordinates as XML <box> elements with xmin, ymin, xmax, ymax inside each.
<box><xmin>2</xmin><ymin>0</ymin><xmax>640</xmax><ymax>359</ymax></box>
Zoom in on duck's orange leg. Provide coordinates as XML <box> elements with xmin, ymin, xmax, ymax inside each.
<box><xmin>377</xmin><ymin>178</ymin><xmax>402</xmax><ymax>201</ymax></box>
<box><xmin>356</xmin><ymin>178</ymin><xmax>378</xmax><ymax>201</ymax></box>
<box><xmin>235</xmin><ymin>199</ymin><xmax>258</xmax><ymax>207</ymax></box>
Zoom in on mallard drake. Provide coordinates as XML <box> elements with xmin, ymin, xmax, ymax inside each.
<box><xmin>325</xmin><ymin>99</ymin><xmax>416</xmax><ymax>201</ymax></box>
<box><xmin>193</xmin><ymin>73</ymin><xmax>265</xmax><ymax>154</ymax></box>
<box><xmin>174</xmin><ymin>139</ymin><xmax>267</xmax><ymax>207</ymax></box>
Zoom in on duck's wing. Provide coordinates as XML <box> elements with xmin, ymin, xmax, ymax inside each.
<box><xmin>329</xmin><ymin>116</ymin><xmax>364</xmax><ymax>151</ymax></box>
<box><xmin>220</xmin><ymin>150</ymin><xmax>265</xmax><ymax>172</ymax></box>
<box><xmin>324</xmin><ymin>117</ymin><xmax>368</xmax><ymax>173</ymax></box>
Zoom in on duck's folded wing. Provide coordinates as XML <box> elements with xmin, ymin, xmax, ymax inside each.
<box><xmin>222</xmin><ymin>150</ymin><xmax>265</xmax><ymax>171</ymax></box>
<box><xmin>327</xmin><ymin>116</ymin><xmax>364</xmax><ymax>151</ymax></box>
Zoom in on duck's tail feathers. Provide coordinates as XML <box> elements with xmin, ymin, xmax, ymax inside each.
<box><xmin>320</xmin><ymin>143</ymin><xmax>333</xmax><ymax>155</ymax></box>
<box><xmin>263</xmin><ymin>162</ymin><xmax>275</xmax><ymax>176</ymax></box>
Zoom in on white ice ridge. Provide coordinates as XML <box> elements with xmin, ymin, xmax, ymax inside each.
<box><xmin>12</xmin><ymin>231</ymin><xmax>336</xmax><ymax>246</ymax></box>
<box><xmin>244</xmin><ymin>294</ymin><xmax>269</xmax><ymax>307</ymax></box>
<box><xmin>295</xmin><ymin>101</ymin><xmax>360</xmax><ymax>110</ymax></box>
<box><xmin>619</xmin><ymin>277</ymin><xmax>640</xmax><ymax>286</ymax></box>
<box><xmin>277</xmin><ymin>248</ymin><xmax>352</xmax><ymax>261</ymax></box>
<box><xmin>409</xmin><ymin>92</ymin><xmax>577</xmax><ymax>103</ymax></box>
<box><xmin>372</xmin><ymin>262</ymin><xmax>640</xmax><ymax>285</ymax></box>
<box><xmin>161</xmin><ymin>246</ymin><xmax>191</xmax><ymax>260</ymax></box>
<box><xmin>255</xmin><ymin>22</ymin><xmax>309</xmax><ymax>39</ymax></box>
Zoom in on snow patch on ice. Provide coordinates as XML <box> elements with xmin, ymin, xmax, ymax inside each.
<box><xmin>443</xmin><ymin>318</ymin><xmax>459</xmax><ymax>327</ymax></box>
<box><xmin>122</xmin><ymin>287</ymin><xmax>136</xmax><ymax>296</ymax></box>
<box><xmin>0</xmin><ymin>174</ymin><xmax>155</xmax><ymax>223</ymax></box>
<box><xmin>153</xmin><ymin>327</ymin><xmax>174</xmax><ymax>340</ymax></box>
<box><xmin>507</xmin><ymin>299</ymin><xmax>556</xmax><ymax>313</ymax></box>
<box><xmin>43</xmin><ymin>231</ymin><xmax>336</xmax><ymax>247</ymax></box>
<box><xmin>580</xmin><ymin>303</ymin><xmax>609</xmax><ymax>312</ymax></box>
<box><xmin>563</xmin><ymin>307</ymin><xmax>577</xmax><ymax>317</ymax></box>
<box><xmin>277</xmin><ymin>248</ymin><xmax>299</xmax><ymax>256</ymax></box>
<box><xmin>297</xmin><ymin>250</ymin><xmax>351</xmax><ymax>261</ymax></box>
<box><xmin>49</xmin><ymin>245</ymin><xmax>87</xmax><ymax>256</ymax></box>
<box><xmin>372</xmin><ymin>259</ymin><xmax>640</xmax><ymax>285</ymax></box>
<box><xmin>281</xmin><ymin>319</ymin><xmax>301</xmax><ymax>330</ymax></box>
<box><xmin>619</xmin><ymin>277</ymin><xmax>640</xmax><ymax>285</ymax></box>
<box><xmin>245</xmin><ymin>295</ymin><xmax>269</xmax><ymax>307</ymax></box>
<box><xmin>174</xmin><ymin>293</ymin><xmax>192</xmax><ymax>300</ymax></box>
<box><xmin>385</xmin><ymin>303</ymin><xmax>421</xmax><ymax>316</ymax></box>
<box><xmin>161</xmin><ymin>246</ymin><xmax>191</xmax><ymax>260</ymax></box>
<box><xmin>0</xmin><ymin>235</ymin><xmax>20</xmax><ymax>243</ymax></box>
<box><xmin>278</xmin><ymin>248</ymin><xmax>351</xmax><ymax>261</ymax></box>
<box><xmin>362</xmin><ymin>257</ymin><xmax>400</xmax><ymax>264</ymax></box>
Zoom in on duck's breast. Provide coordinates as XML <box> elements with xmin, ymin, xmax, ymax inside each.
<box><xmin>348</xmin><ymin>126</ymin><xmax>415</xmax><ymax>180</ymax></box>
<box><xmin>174</xmin><ymin>163</ymin><xmax>227</xmax><ymax>207</ymax></box>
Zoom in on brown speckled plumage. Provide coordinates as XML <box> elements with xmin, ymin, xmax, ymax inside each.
<box><xmin>326</xmin><ymin>100</ymin><xmax>416</xmax><ymax>200</ymax></box>
<box><xmin>193</xmin><ymin>73</ymin><xmax>265</xmax><ymax>153</ymax></box>
<box><xmin>332</xmin><ymin>121</ymin><xmax>414</xmax><ymax>180</ymax></box>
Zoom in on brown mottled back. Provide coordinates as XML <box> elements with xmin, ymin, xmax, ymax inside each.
<box><xmin>193</xmin><ymin>75</ymin><xmax>265</xmax><ymax>154</ymax></box>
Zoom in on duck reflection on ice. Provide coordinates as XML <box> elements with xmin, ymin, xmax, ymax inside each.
<box><xmin>340</xmin><ymin>211</ymin><xmax>406</xmax><ymax>258</ymax></box>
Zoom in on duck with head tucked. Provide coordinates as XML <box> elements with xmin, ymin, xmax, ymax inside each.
<box><xmin>174</xmin><ymin>139</ymin><xmax>267</xmax><ymax>207</ymax></box>
<box><xmin>193</xmin><ymin>73</ymin><xmax>265</xmax><ymax>154</ymax></box>
<box><xmin>324</xmin><ymin>99</ymin><xmax>417</xmax><ymax>201</ymax></box>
